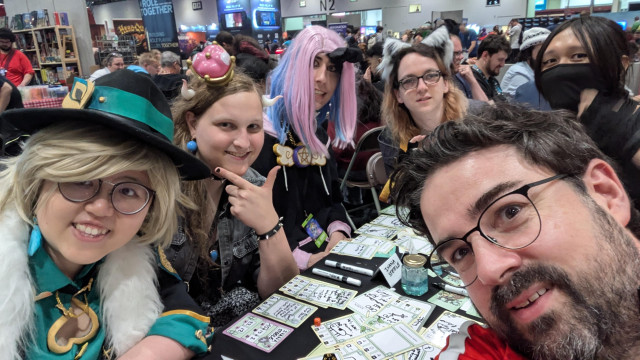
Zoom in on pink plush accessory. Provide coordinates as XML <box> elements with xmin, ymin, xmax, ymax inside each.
<box><xmin>187</xmin><ymin>42</ymin><xmax>236</xmax><ymax>86</ymax></box>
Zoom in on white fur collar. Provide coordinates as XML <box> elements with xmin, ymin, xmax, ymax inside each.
<box><xmin>0</xmin><ymin>208</ymin><xmax>162</xmax><ymax>358</ymax></box>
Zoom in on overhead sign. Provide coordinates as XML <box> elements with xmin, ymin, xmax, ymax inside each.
<box><xmin>139</xmin><ymin>0</ymin><xmax>180</xmax><ymax>54</ymax></box>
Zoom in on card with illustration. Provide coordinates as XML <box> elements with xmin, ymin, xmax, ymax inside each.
<box><xmin>354</xmin><ymin>322</ymin><xmax>426</xmax><ymax>360</ymax></box>
<box><xmin>311</xmin><ymin>312</ymin><xmax>373</xmax><ymax>346</ymax></box>
<box><xmin>280</xmin><ymin>275</ymin><xmax>357</xmax><ymax>310</ymax></box>
<box><xmin>355</xmin><ymin>223</ymin><xmax>399</xmax><ymax>239</ymax></box>
<box><xmin>422</xmin><ymin>311</ymin><xmax>482</xmax><ymax>349</ymax></box>
<box><xmin>280</xmin><ymin>275</ymin><xmax>314</xmax><ymax>298</ymax></box>
<box><xmin>396</xmin><ymin>342</ymin><xmax>442</xmax><ymax>360</ymax></box>
<box><xmin>395</xmin><ymin>231</ymin><xmax>434</xmax><ymax>256</ymax></box>
<box><xmin>223</xmin><ymin>313</ymin><xmax>293</xmax><ymax>353</ymax></box>
<box><xmin>330</xmin><ymin>240</ymin><xmax>377</xmax><ymax>259</ymax></box>
<box><xmin>428</xmin><ymin>290</ymin><xmax>467</xmax><ymax>312</ymax></box>
<box><xmin>369</xmin><ymin>215</ymin><xmax>406</xmax><ymax>229</ymax></box>
<box><xmin>253</xmin><ymin>294</ymin><xmax>318</xmax><ymax>328</ymax></box>
<box><xmin>347</xmin><ymin>286</ymin><xmax>399</xmax><ymax>317</ymax></box>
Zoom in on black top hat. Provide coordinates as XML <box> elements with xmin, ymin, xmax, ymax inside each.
<box><xmin>0</xmin><ymin>70</ymin><xmax>210</xmax><ymax>180</ymax></box>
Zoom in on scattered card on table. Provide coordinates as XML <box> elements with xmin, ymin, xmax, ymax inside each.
<box><xmin>428</xmin><ymin>290</ymin><xmax>467</xmax><ymax>312</ymax></box>
<box><xmin>253</xmin><ymin>294</ymin><xmax>318</xmax><ymax>328</ymax></box>
<box><xmin>355</xmin><ymin>223</ymin><xmax>399</xmax><ymax>239</ymax></box>
<box><xmin>422</xmin><ymin>311</ymin><xmax>482</xmax><ymax>348</ymax></box>
<box><xmin>311</xmin><ymin>312</ymin><xmax>373</xmax><ymax>346</ymax></box>
<box><xmin>369</xmin><ymin>215</ymin><xmax>405</xmax><ymax>229</ymax></box>
<box><xmin>354</xmin><ymin>322</ymin><xmax>426</xmax><ymax>360</ymax></box>
<box><xmin>280</xmin><ymin>275</ymin><xmax>357</xmax><ymax>310</ymax></box>
<box><xmin>330</xmin><ymin>240</ymin><xmax>377</xmax><ymax>259</ymax></box>
<box><xmin>223</xmin><ymin>313</ymin><xmax>293</xmax><ymax>353</ymax></box>
<box><xmin>347</xmin><ymin>285</ymin><xmax>399</xmax><ymax>317</ymax></box>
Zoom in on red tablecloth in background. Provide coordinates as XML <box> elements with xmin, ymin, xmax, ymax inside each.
<box><xmin>23</xmin><ymin>98</ymin><xmax>64</xmax><ymax>108</ymax></box>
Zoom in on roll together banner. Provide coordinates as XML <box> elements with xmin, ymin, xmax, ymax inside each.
<box><xmin>138</xmin><ymin>0</ymin><xmax>180</xmax><ymax>54</ymax></box>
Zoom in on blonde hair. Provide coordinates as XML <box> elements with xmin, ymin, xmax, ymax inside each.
<box><xmin>0</xmin><ymin>123</ymin><xmax>192</xmax><ymax>248</ymax></box>
<box><xmin>138</xmin><ymin>52</ymin><xmax>159</xmax><ymax>67</ymax></box>
<box><xmin>382</xmin><ymin>44</ymin><xmax>467</xmax><ymax>146</ymax></box>
<box><xmin>172</xmin><ymin>72</ymin><xmax>261</xmax><ymax>255</ymax></box>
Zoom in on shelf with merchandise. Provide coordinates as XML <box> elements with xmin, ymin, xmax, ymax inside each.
<box><xmin>12</xmin><ymin>25</ymin><xmax>82</xmax><ymax>85</ymax></box>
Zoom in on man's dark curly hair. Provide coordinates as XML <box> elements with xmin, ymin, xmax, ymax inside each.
<box><xmin>0</xmin><ymin>28</ymin><xmax>16</xmax><ymax>43</ymax></box>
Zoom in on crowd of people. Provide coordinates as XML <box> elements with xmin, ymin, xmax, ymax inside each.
<box><xmin>1</xmin><ymin>11</ymin><xmax>640</xmax><ymax>359</ymax></box>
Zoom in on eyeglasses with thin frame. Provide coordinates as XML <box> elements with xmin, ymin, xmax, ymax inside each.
<box><xmin>428</xmin><ymin>174</ymin><xmax>568</xmax><ymax>288</ymax></box>
<box><xmin>398</xmin><ymin>70</ymin><xmax>442</xmax><ymax>91</ymax></box>
<box><xmin>58</xmin><ymin>179</ymin><xmax>155</xmax><ymax>215</ymax></box>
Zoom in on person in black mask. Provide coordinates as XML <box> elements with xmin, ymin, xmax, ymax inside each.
<box><xmin>535</xmin><ymin>14</ymin><xmax>640</xmax><ymax>208</ymax></box>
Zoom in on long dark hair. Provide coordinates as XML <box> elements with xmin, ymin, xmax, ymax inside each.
<box><xmin>534</xmin><ymin>15</ymin><xmax>629</xmax><ymax>98</ymax></box>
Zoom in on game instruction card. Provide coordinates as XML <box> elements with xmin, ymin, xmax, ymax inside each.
<box><xmin>330</xmin><ymin>240</ymin><xmax>378</xmax><ymax>259</ymax></box>
<box><xmin>395</xmin><ymin>230</ymin><xmax>434</xmax><ymax>256</ymax></box>
<box><xmin>279</xmin><ymin>275</ymin><xmax>357</xmax><ymax>310</ymax></box>
<box><xmin>369</xmin><ymin>215</ymin><xmax>406</xmax><ymax>229</ymax></box>
<box><xmin>311</xmin><ymin>312</ymin><xmax>373</xmax><ymax>346</ymax></box>
<box><xmin>347</xmin><ymin>286</ymin><xmax>400</xmax><ymax>317</ymax></box>
<box><xmin>355</xmin><ymin>223</ymin><xmax>400</xmax><ymax>239</ymax></box>
<box><xmin>253</xmin><ymin>293</ymin><xmax>318</xmax><ymax>328</ymax></box>
<box><xmin>223</xmin><ymin>313</ymin><xmax>293</xmax><ymax>353</ymax></box>
<box><xmin>422</xmin><ymin>311</ymin><xmax>483</xmax><ymax>349</ymax></box>
<box><xmin>354</xmin><ymin>322</ymin><xmax>427</xmax><ymax>360</ymax></box>
<box><xmin>352</xmin><ymin>235</ymin><xmax>396</xmax><ymax>255</ymax></box>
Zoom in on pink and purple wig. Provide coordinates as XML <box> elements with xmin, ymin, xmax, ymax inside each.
<box><xmin>266</xmin><ymin>25</ymin><xmax>357</xmax><ymax>157</ymax></box>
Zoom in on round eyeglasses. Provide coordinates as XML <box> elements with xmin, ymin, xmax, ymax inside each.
<box><xmin>398</xmin><ymin>70</ymin><xmax>442</xmax><ymax>91</ymax></box>
<box><xmin>58</xmin><ymin>179</ymin><xmax>155</xmax><ymax>215</ymax></box>
<box><xmin>428</xmin><ymin>174</ymin><xmax>568</xmax><ymax>288</ymax></box>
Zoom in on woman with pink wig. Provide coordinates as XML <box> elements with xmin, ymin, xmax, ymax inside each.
<box><xmin>253</xmin><ymin>25</ymin><xmax>360</xmax><ymax>270</ymax></box>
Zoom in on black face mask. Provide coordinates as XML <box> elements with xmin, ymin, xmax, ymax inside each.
<box><xmin>539</xmin><ymin>63</ymin><xmax>607</xmax><ymax>112</ymax></box>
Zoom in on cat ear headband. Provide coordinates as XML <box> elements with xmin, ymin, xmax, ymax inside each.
<box><xmin>377</xmin><ymin>26</ymin><xmax>453</xmax><ymax>83</ymax></box>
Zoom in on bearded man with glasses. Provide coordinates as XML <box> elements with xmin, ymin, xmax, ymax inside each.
<box><xmin>390</xmin><ymin>104</ymin><xmax>640</xmax><ymax>360</ymax></box>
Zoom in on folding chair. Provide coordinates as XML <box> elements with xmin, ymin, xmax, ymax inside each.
<box><xmin>339</xmin><ymin>126</ymin><xmax>385</xmax><ymax>220</ymax></box>
<box><xmin>339</xmin><ymin>126</ymin><xmax>384</xmax><ymax>191</ymax></box>
<box><xmin>365</xmin><ymin>152</ymin><xmax>388</xmax><ymax>214</ymax></box>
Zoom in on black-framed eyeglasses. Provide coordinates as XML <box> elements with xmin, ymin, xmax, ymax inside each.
<box><xmin>58</xmin><ymin>179</ymin><xmax>155</xmax><ymax>215</ymax></box>
<box><xmin>398</xmin><ymin>70</ymin><xmax>442</xmax><ymax>91</ymax></box>
<box><xmin>428</xmin><ymin>174</ymin><xmax>568</xmax><ymax>288</ymax></box>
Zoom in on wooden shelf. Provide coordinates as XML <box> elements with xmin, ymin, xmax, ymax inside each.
<box><xmin>13</xmin><ymin>25</ymin><xmax>82</xmax><ymax>84</ymax></box>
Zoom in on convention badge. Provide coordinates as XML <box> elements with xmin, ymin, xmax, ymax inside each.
<box><xmin>302</xmin><ymin>213</ymin><xmax>328</xmax><ymax>248</ymax></box>
<box><xmin>63</xmin><ymin>77</ymin><xmax>95</xmax><ymax>109</ymax></box>
<box><xmin>0</xmin><ymin>68</ymin><xmax>6</xmax><ymax>76</ymax></box>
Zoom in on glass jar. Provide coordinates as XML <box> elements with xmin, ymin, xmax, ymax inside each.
<box><xmin>401</xmin><ymin>254</ymin><xmax>429</xmax><ymax>296</ymax></box>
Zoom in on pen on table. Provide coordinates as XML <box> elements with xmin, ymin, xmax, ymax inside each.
<box><xmin>311</xmin><ymin>268</ymin><xmax>362</xmax><ymax>287</ymax></box>
<box><xmin>433</xmin><ymin>283</ymin><xmax>469</xmax><ymax>297</ymax></box>
<box><xmin>324</xmin><ymin>260</ymin><xmax>374</xmax><ymax>277</ymax></box>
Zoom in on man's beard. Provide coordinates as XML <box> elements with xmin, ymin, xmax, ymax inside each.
<box><xmin>487</xmin><ymin>200</ymin><xmax>640</xmax><ymax>360</ymax></box>
<box><xmin>0</xmin><ymin>45</ymin><xmax>11</xmax><ymax>52</ymax></box>
<box><xmin>488</xmin><ymin>66</ymin><xmax>500</xmax><ymax>77</ymax></box>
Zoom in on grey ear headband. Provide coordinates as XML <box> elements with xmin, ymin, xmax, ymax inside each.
<box><xmin>378</xmin><ymin>26</ymin><xmax>453</xmax><ymax>83</ymax></box>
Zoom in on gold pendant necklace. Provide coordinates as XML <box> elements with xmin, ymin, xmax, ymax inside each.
<box><xmin>47</xmin><ymin>278</ymin><xmax>100</xmax><ymax>354</ymax></box>
<box><xmin>274</xmin><ymin>131</ymin><xmax>327</xmax><ymax>167</ymax></box>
